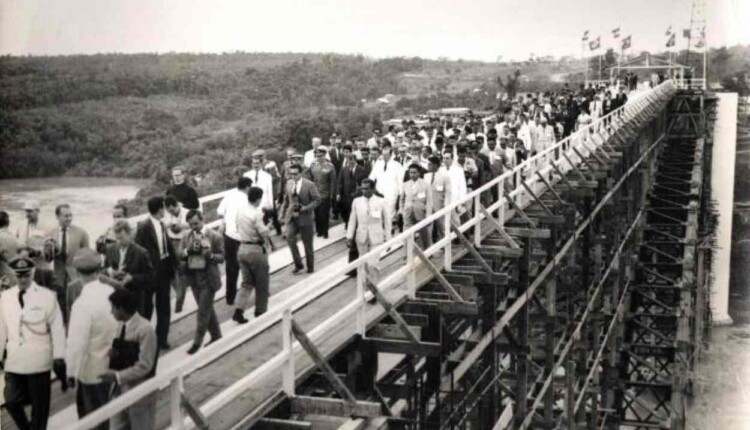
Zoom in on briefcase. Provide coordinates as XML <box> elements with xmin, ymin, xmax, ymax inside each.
<box><xmin>109</xmin><ymin>338</ymin><xmax>140</xmax><ymax>371</ymax></box>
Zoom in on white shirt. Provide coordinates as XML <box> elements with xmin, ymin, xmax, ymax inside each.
<box><xmin>217</xmin><ymin>188</ymin><xmax>250</xmax><ymax>241</ymax></box>
<box><xmin>163</xmin><ymin>207</ymin><xmax>188</xmax><ymax>240</ymax></box>
<box><xmin>0</xmin><ymin>284</ymin><xmax>65</xmax><ymax>374</ymax></box>
<box><xmin>243</xmin><ymin>168</ymin><xmax>274</xmax><ymax>210</ymax></box>
<box><xmin>65</xmin><ymin>279</ymin><xmax>118</xmax><ymax>383</ymax></box>
<box><xmin>368</xmin><ymin>158</ymin><xmax>404</xmax><ymax>199</ymax></box>
<box><xmin>441</xmin><ymin>163</ymin><xmax>468</xmax><ymax>211</ymax></box>
<box><xmin>15</xmin><ymin>221</ymin><xmax>48</xmax><ymax>246</ymax></box>
<box><xmin>149</xmin><ymin>216</ymin><xmax>167</xmax><ymax>259</ymax></box>
<box><xmin>303</xmin><ymin>150</ymin><xmax>330</xmax><ymax>168</ymax></box>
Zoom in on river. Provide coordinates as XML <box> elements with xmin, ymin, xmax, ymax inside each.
<box><xmin>0</xmin><ymin>177</ymin><xmax>150</xmax><ymax>239</ymax></box>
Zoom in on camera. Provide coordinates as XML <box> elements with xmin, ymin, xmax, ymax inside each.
<box><xmin>186</xmin><ymin>233</ymin><xmax>208</xmax><ymax>271</ymax></box>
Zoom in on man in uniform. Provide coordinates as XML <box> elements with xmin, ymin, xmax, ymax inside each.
<box><xmin>233</xmin><ymin>187</ymin><xmax>275</xmax><ymax>324</ymax></box>
<box><xmin>280</xmin><ymin>164</ymin><xmax>320</xmax><ymax>274</ymax></box>
<box><xmin>178</xmin><ymin>210</ymin><xmax>224</xmax><ymax>354</ymax></box>
<box><xmin>368</xmin><ymin>142</ymin><xmax>404</xmax><ymax>231</ymax></box>
<box><xmin>346</xmin><ymin>179</ymin><xmax>391</xmax><ymax>279</ymax></box>
<box><xmin>15</xmin><ymin>200</ymin><xmax>48</xmax><ymax>247</ymax></box>
<box><xmin>400</xmin><ymin>164</ymin><xmax>433</xmax><ymax>250</ymax></box>
<box><xmin>0</xmin><ymin>256</ymin><xmax>68</xmax><ymax>430</ymax></box>
<box><xmin>261</xmin><ymin>150</ymin><xmax>283</xmax><ymax>236</ymax></box>
<box><xmin>307</xmin><ymin>145</ymin><xmax>337</xmax><ymax>239</ymax></box>
<box><xmin>0</xmin><ymin>211</ymin><xmax>20</xmax><ymax>282</ymax></box>
<box><xmin>66</xmin><ymin>248</ymin><xmax>118</xmax><ymax>427</ymax></box>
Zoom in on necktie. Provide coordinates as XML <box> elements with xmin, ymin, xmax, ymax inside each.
<box><xmin>160</xmin><ymin>221</ymin><xmax>169</xmax><ymax>258</ymax></box>
<box><xmin>431</xmin><ymin>173</ymin><xmax>435</xmax><ymax>185</ymax></box>
<box><xmin>119</xmin><ymin>323</ymin><xmax>126</xmax><ymax>340</ymax></box>
<box><xmin>293</xmin><ymin>181</ymin><xmax>299</xmax><ymax>197</ymax></box>
<box><xmin>255</xmin><ymin>170</ymin><xmax>259</xmax><ymax>184</ymax></box>
<box><xmin>18</xmin><ymin>289</ymin><xmax>26</xmax><ymax>308</ymax></box>
<box><xmin>383</xmin><ymin>161</ymin><xmax>387</xmax><ymax>173</ymax></box>
<box><xmin>61</xmin><ymin>227</ymin><xmax>68</xmax><ymax>262</ymax></box>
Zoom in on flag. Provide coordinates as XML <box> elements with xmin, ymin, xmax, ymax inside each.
<box><xmin>589</xmin><ymin>36</ymin><xmax>601</xmax><ymax>51</ymax></box>
<box><xmin>622</xmin><ymin>35</ymin><xmax>632</xmax><ymax>50</ymax></box>
<box><xmin>582</xmin><ymin>30</ymin><xmax>590</xmax><ymax>41</ymax></box>
<box><xmin>683</xmin><ymin>29</ymin><xmax>691</xmax><ymax>38</ymax></box>
<box><xmin>666</xmin><ymin>33</ymin><xmax>676</xmax><ymax>47</ymax></box>
<box><xmin>612</xmin><ymin>27</ymin><xmax>621</xmax><ymax>38</ymax></box>
<box><xmin>665</xmin><ymin>25</ymin><xmax>673</xmax><ymax>36</ymax></box>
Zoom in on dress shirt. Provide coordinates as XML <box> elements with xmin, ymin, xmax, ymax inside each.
<box><xmin>65</xmin><ymin>280</ymin><xmax>118</xmax><ymax>383</ymax></box>
<box><xmin>217</xmin><ymin>189</ymin><xmax>250</xmax><ymax>241</ymax></box>
<box><xmin>368</xmin><ymin>158</ymin><xmax>404</xmax><ymax>199</ymax></box>
<box><xmin>441</xmin><ymin>163</ymin><xmax>468</xmax><ymax>209</ymax></box>
<box><xmin>15</xmin><ymin>221</ymin><xmax>47</xmax><ymax>246</ymax></box>
<box><xmin>149</xmin><ymin>216</ymin><xmax>167</xmax><ymax>259</ymax></box>
<box><xmin>243</xmin><ymin>168</ymin><xmax>274</xmax><ymax>210</ymax></box>
<box><xmin>236</xmin><ymin>205</ymin><xmax>269</xmax><ymax>244</ymax></box>
<box><xmin>163</xmin><ymin>207</ymin><xmax>188</xmax><ymax>241</ymax></box>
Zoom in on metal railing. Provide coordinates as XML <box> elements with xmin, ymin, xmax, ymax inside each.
<box><xmin>66</xmin><ymin>80</ymin><xmax>677</xmax><ymax>430</ymax></box>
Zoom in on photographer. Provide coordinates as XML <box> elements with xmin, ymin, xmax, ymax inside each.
<box><xmin>102</xmin><ymin>221</ymin><xmax>154</xmax><ymax>319</ymax></box>
<box><xmin>178</xmin><ymin>210</ymin><xmax>224</xmax><ymax>354</ymax></box>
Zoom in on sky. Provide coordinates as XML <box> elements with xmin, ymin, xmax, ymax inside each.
<box><xmin>1</xmin><ymin>0</ymin><xmax>748</xmax><ymax>61</ymax></box>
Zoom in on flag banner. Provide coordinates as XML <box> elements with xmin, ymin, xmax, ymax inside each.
<box><xmin>666</xmin><ymin>25</ymin><xmax>673</xmax><ymax>35</ymax></box>
<box><xmin>612</xmin><ymin>27</ymin><xmax>621</xmax><ymax>38</ymax></box>
<box><xmin>589</xmin><ymin>36</ymin><xmax>601</xmax><ymax>51</ymax></box>
<box><xmin>683</xmin><ymin>29</ymin><xmax>691</xmax><ymax>38</ymax></box>
<box><xmin>622</xmin><ymin>35</ymin><xmax>632</xmax><ymax>50</ymax></box>
<box><xmin>666</xmin><ymin>33</ymin><xmax>676</xmax><ymax>47</ymax></box>
<box><xmin>582</xmin><ymin>30</ymin><xmax>590</xmax><ymax>41</ymax></box>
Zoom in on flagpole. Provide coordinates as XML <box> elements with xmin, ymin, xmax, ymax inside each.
<box><xmin>583</xmin><ymin>40</ymin><xmax>588</xmax><ymax>84</ymax></box>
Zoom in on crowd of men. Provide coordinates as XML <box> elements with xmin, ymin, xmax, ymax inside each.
<box><xmin>0</xmin><ymin>80</ymin><xmax>630</xmax><ymax>430</ymax></box>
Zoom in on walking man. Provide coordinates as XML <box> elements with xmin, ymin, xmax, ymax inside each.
<box><xmin>166</xmin><ymin>165</ymin><xmax>201</xmax><ymax>211</ymax></box>
<box><xmin>234</xmin><ymin>187</ymin><xmax>275</xmax><ymax>324</ymax></box>
<box><xmin>179</xmin><ymin>210</ymin><xmax>223</xmax><ymax>354</ymax></box>
<box><xmin>66</xmin><ymin>249</ymin><xmax>118</xmax><ymax>429</ymax></box>
<box><xmin>400</xmin><ymin>164</ymin><xmax>433</xmax><ymax>250</ymax></box>
<box><xmin>47</xmin><ymin>203</ymin><xmax>90</xmax><ymax>323</ymax></box>
<box><xmin>101</xmin><ymin>221</ymin><xmax>154</xmax><ymax>318</ymax></box>
<box><xmin>307</xmin><ymin>145</ymin><xmax>337</xmax><ymax>238</ymax></box>
<box><xmin>346</xmin><ymin>179</ymin><xmax>391</xmax><ymax>278</ymax></box>
<box><xmin>134</xmin><ymin>196</ymin><xmax>176</xmax><ymax>350</ymax></box>
<box><xmin>164</xmin><ymin>196</ymin><xmax>189</xmax><ymax>313</ymax></box>
<box><xmin>15</xmin><ymin>200</ymin><xmax>48</xmax><ymax>247</ymax></box>
<box><xmin>0</xmin><ymin>256</ymin><xmax>68</xmax><ymax>430</ymax></box>
<box><xmin>368</xmin><ymin>142</ymin><xmax>404</xmax><ymax>231</ymax></box>
<box><xmin>281</xmin><ymin>164</ymin><xmax>320</xmax><ymax>274</ymax></box>
<box><xmin>424</xmin><ymin>156</ymin><xmax>452</xmax><ymax>241</ymax></box>
<box><xmin>337</xmin><ymin>144</ymin><xmax>368</xmax><ymax>227</ymax></box>
<box><xmin>244</xmin><ymin>150</ymin><xmax>277</xmax><ymax>232</ymax></box>
<box><xmin>217</xmin><ymin>176</ymin><xmax>253</xmax><ymax>305</ymax></box>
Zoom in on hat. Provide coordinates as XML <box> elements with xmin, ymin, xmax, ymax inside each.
<box><xmin>291</xmin><ymin>152</ymin><xmax>303</xmax><ymax>159</ymax></box>
<box><xmin>72</xmin><ymin>248</ymin><xmax>101</xmax><ymax>272</ymax></box>
<box><xmin>9</xmin><ymin>256</ymin><xmax>35</xmax><ymax>275</ymax></box>
<box><xmin>22</xmin><ymin>200</ymin><xmax>40</xmax><ymax>211</ymax></box>
<box><xmin>316</xmin><ymin>145</ymin><xmax>328</xmax><ymax>154</ymax></box>
<box><xmin>251</xmin><ymin>149</ymin><xmax>266</xmax><ymax>158</ymax></box>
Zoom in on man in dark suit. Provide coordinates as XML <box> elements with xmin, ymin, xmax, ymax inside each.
<box><xmin>280</xmin><ymin>164</ymin><xmax>321</xmax><ymax>274</ymax></box>
<box><xmin>337</xmin><ymin>144</ymin><xmax>368</xmax><ymax>228</ymax></box>
<box><xmin>101</xmin><ymin>221</ymin><xmax>154</xmax><ymax>318</ymax></box>
<box><xmin>134</xmin><ymin>196</ymin><xmax>176</xmax><ymax>349</ymax></box>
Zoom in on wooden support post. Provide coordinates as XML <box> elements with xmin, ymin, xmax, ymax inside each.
<box><xmin>479</xmin><ymin>204</ymin><xmax>520</xmax><ymax>249</ymax></box>
<box><xmin>364</xmin><ymin>272</ymin><xmax>421</xmax><ymax>344</ymax></box>
<box><xmin>414</xmin><ymin>245</ymin><xmax>464</xmax><ymax>302</ymax></box>
<box><xmin>450</xmin><ymin>220</ymin><xmax>494</xmax><ymax>274</ymax></box>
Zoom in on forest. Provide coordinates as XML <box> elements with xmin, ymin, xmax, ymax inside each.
<box><xmin>1</xmin><ymin>47</ymin><xmax>747</xmax><ymax>202</ymax></box>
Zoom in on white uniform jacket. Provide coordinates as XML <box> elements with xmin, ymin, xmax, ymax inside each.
<box><xmin>346</xmin><ymin>195</ymin><xmax>392</xmax><ymax>246</ymax></box>
<box><xmin>66</xmin><ymin>280</ymin><xmax>118</xmax><ymax>384</ymax></box>
<box><xmin>368</xmin><ymin>158</ymin><xmax>404</xmax><ymax>200</ymax></box>
<box><xmin>243</xmin><ymin>168</ymin><xmax>275</xmax><ymax>211</ymax></box>
<box><xmin>0</xmin><ymin>283</ymin><xmax>65</xmax><ymax>374</ymax></box>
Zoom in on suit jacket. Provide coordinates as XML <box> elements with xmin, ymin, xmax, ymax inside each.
<box><xmin>424</xmin><ymin>170</ymin><xmax>452</xmax><ymax>209</ymax></box>
<box><xmin>400</xmin><ymin>178</ymin><xmax>433</xmax><ymax>220</ymax></box>
<box><xmin>134</xmin><ymin>218</ymin><xmax>176</xmax><ymax>277</ymax></box>
<box><xmin>329</xmin><ymin>146</ymin><xmax>343</xmax><ymax>172</ymax></box>
<box><xmin>281</xmin><ymin>178</ymin><xmax>321</xmax><ymax>226</ymax></box>
<box><xmin>337</xmin><ymin>162</ymin><xmax>369</xmax><ymax>202</ymax></box>
<box><xmin>103</xmin><ymin>242</ymin><xmax>155</xmax><ymax>293</ymax></box>
<box><xmin>47</xmin><ymin>225</ymin><xmax>90</xmax><ymax>287</ymax></box>
<box><xmin>178</xmin><ymin>227</ymin><xmax>224</xmax><ymax>291</ymax></box>
<box><xmin>114</xmin><ymin>313</ymin><xmax>158</xmax><ymax>391</ymax></box>
<box><xmin>346</xmin><ymin>195</ymin><xmax>392</xmax><ymax>246</ymax></box>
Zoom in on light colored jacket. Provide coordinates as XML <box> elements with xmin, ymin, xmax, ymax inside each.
<box><xmin>0</xmin><ymin>284</ymin><xmax>65</xmax><ymax>374</ymax></box>
<box><xmin>346</xmin><ymin>195</ymin><xmax>392</xmax><ymax>246</ymax></box>
<box><xmin>424</xmin><ymin>170</ymin><xmax>452</xmax><ymax>210</ymax></box>
<box><xmin>66</xmin><ymin>279</ymin><xmax>118</xmax><ymax>383</ymax></box>
<box><xmin>400</xmin><ymin>178</ymin><xmax>433</xmax><ymax>220</ymax></box>
<box><xmin>115</xmin><ymin>313</ymin><xmax>158</xmax><ymax>391</ymax></box>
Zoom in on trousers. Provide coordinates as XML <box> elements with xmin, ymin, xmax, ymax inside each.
<box><xmin>142</xmin><ymin>261</ymin><xmax>172</xmax><ymax>346</ymax></box>
<box><xmin>223</xmin><ymin>234</ymin><xmax>240</xmax><ymax>305</ymax></box>
<box><xmin>314</xmin><ymin>197</ymin><xmax>331</xmax><ymax>237</ymax></box>
<box><xmin>286</xmin><ymin>221</ymin><xmax>315</xmax><ymax>271</ymax></box>
<box><xmin>76</xmin><ymin>380</ymin><xmax>112</xmax><ymax>430</ymax></box>
<box><xmin>169</xmin><ymin>239</ymin><xmax>187</xmax><ymax>312</ymax></box>
<box><xmin>238</xmin><ymin>246</ymin><xmax>270</xmax><ymax>316</ymax></box>
<box><xmin>4</xmin><ymin>371</ymin><xmax>51</xmax><ymax>430</ymax></box>
<box><xmin>110</xmin><ymin>388</ymin><xmax>156</xmax><ymax>430</ymax></box>
<box><xmin>189</xmin><ymin>285</ymin><xmax>221</xmax><ymax>345</ymax></box>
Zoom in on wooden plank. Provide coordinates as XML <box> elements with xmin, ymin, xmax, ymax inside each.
<box><xmin>370</xmin><ymin>324</ymin><xmax>421</xmax><ymax>341</ymax></box>
<box><xmin>367</xmin><ymin>338</ymin><xmax>442</xmax><ymax>357</ymax></box>
<box><xmin>405</xmin><ymin>298</ymin><xmax>479</xmax><ymax>315</ymax></box>
<box><xmin>182</xmin><ymin>394</ymin><xmax>210</xmax><ymax>430</ymax></box>
<box><xmin>290</xmin><ymin>319</ymin><xmax>357</xmax><ymax>403</ymax></box>
<box><xmin>255</xmin><ymin>417</ymin><xmax>313</xmax><ymax>430</ymax></box>
<box><xmin>400</xmin><ymin>313</ymin><xmax>429</xmax><ymax>327</ymax></box>
<box><xmin>451</xmin><ymin>269</ymin><xmax>509</xmax><ymax>285</ymax></box>
<box><xmin>478</xmin><ymin>246</ymin><xmax>524</xmax><ymax>258</ymax></box>
<box><xmin>363</xmin><ymin>273</ymin><xmax>422</xmax><ymax>344</ymax></box>
<box><xmin>289</xmin><ymin>396</ymin><xmax>382</xmax><ymax>418</ymax></box>
<box><xmin>505</xmin><ymin>227</ymin><xmax>551</xmax><ymax>239</ymax></box>
<box><xmin>450</xmin><ymin>220</ymin><xmax>495</xmax><ymax>273</ymax></box>
<box><xmin>479</xmin><ymin>204</ymin><xmax>521</xmax><ymax>249</ymax></box>
<box><xmin>413</xmin><ymin>245</ymin><xmax>464</xmax><ymax>302</ymax></box>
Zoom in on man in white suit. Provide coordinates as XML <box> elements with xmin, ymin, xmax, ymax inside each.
<box><xmin>0</xmin><ymin>256</ymin><xmax>67</xmax><ymax>430</ymax></box>
<box><xmin>66</xmin><ymin>248</ymin><xmax>119</xmax><ymax>428</ymax></box>
<box><xmin>346</xmin><ymin>179</ymin><xmax>392</xmax><ymax>277</ymax></box>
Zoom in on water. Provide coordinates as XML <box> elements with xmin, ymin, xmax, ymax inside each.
<box><xmin>0</xmin><ymin>177</ymin><xmax>150</xmax><ymax>239</ymax></box>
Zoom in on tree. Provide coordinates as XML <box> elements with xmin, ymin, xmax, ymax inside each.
<box><xmin>497</xmin><ymin>69</ymin><xmax>522</xmax><ymax>101</ymax></box>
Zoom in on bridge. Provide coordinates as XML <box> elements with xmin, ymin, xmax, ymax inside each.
<box><xmin>33</xmin><ymin>79</ymin><xmax>733</xmax><ymax>430</ymax></box>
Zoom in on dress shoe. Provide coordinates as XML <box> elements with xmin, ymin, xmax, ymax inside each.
<box><xmin>205</xmin><ymin>336</ymin><xmax>222</xmax><ymax>347</ymax></box>
<box><xmin>307</xmin><ymin>268</ymin><xmax>314</xmax><ymax>274</ymax></box>
<box><xmin>292</xmin><ymin>266</ymin><xmax>305</xmax><ymax>275</ymax></box>
<box><xmin>160</xmin><ymin>342</ymin><xmax>171</xmax><ymax>350</ymax></box>
<box><xmin>233</xmin><ymin>310</ymin><xmax>249</xmax><ymax>324</ymax></box>
<box><xmin>187</xmin><ymin>344</ymin><xmax>201</xmax><ymax>355</ymax></box>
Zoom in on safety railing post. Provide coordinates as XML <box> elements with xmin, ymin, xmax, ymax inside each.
<box><xmin>474</xmin><ymin>195</ymin><xmax>481</xmax><ymax>247</ymax></box>
<box><xmin>406</xmin><ymin>234</ymin><xmax>416</xmax><ymax>298</ymax></box>
<box><xmin>170</xmin><ymin>376</ymin><xmax>185</xmax><ymax>430</ymax></box>
<box><xmin>282</xmin><ymin>308</ymin><xmax>295</xmax><ymax>396</ymax></box>
<box><xmin>444</xmin><ymin>209</ymin><xmax>452</xmax><ymax>271</ymax></box>
<box><xmin>356</xmin><ymin>265</ymin><xmax>367</xmax><ymax>335</ymax></box>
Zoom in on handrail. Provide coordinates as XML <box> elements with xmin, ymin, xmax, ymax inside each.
<box><xmin>66</xmin><ymin>80</ymin><xmax>676</xmax><ymax>430</ymax></box>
